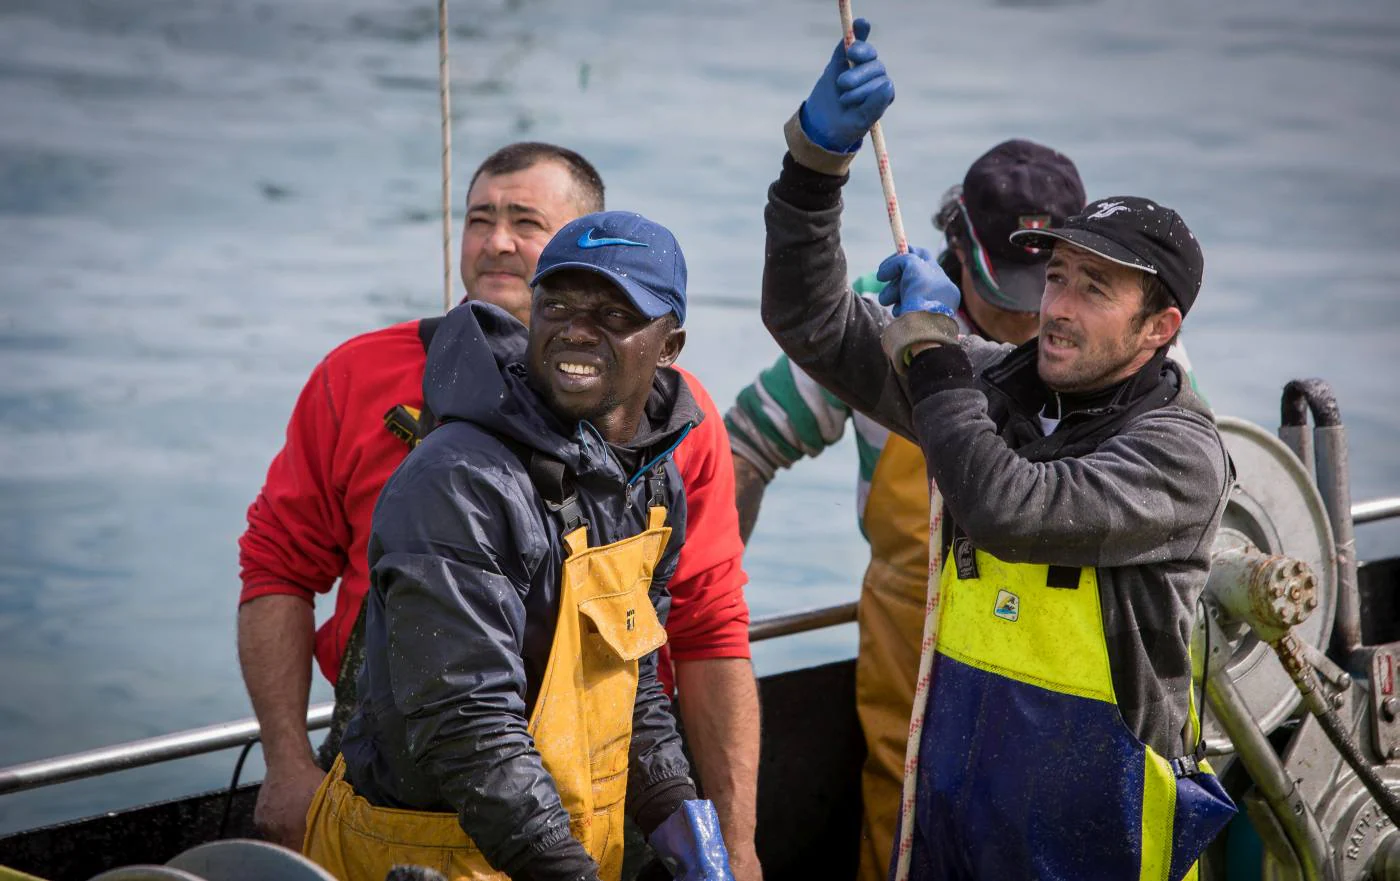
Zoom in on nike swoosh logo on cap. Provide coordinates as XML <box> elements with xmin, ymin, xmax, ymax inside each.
<box><xmin>577</xmin><ymin>228</ymin><xmax>647</xmax><ymax>249</ymax></box>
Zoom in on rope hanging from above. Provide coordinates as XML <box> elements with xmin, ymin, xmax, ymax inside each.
<box><xmin>833</xmin><ymin>3</ymin><xmax>945</xmax><ymax>880</ymax></box>
<box><xmin>438</xmin><ymin>0</ymin><xmax>453</xmax><ymax>313</ymax></box>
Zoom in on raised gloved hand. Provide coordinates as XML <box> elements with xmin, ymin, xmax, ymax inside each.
<box><xmin>648</xmin><ymin>800</ymin><xmax>735</xmax><ymax>881</ymax></box>
<box><xmin>798</xmin><ymin>18</ymin><xmax>895</xmax><ymax>153</ymax></box>
<box><xmin>877</xmin><ymin>247</ymin><xmax>962</xmax><ymax>318</ymax></box>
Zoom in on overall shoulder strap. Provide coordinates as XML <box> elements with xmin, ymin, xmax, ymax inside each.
<box><xmin>383</xmin><ymin>317</ymin><xmax>449</xmax><ymax>448</ymax></box>
<box><xmin>494</xmin><ymin>436</ymin><xmax>588</xmax><ymax>535</ymax></box>
<box><xmin>526</xmin><ymin>451</ymin><xmax>588</xmax><ymax>534</ymax></box>
<box><xmin>415</xmin><ymin>317</ymin><xmax>445</xmax><ymax>437</ymax></box>
<box><xmin>418</xmin><ymin>315</ymin><xmax>445</xmax><ymax>349</ymax></box>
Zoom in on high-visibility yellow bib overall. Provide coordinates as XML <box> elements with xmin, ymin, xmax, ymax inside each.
<box><xmin>853</xmin><ymin>435</ymin><xmax>930</xmax><ymax>881</ymax></box>
<box><xmin>303</xmin><ymin>507</ymin><xmax>672</xmax><ymax>881</ymax></box>
<box><xmin>905</xmin><ymin>544</ymin><xmax>1235</xmax><ymax>881</ymax></box>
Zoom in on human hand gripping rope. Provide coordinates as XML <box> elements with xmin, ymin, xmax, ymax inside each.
<box><xmin>831</xmin><ymin>4</ymin><xmax>944</xmax><ymax>880</ymax></box>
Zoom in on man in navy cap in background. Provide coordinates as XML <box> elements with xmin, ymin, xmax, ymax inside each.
<box><xmin>303</xmin><ymin>211</ymin><xmax>733</xmax><ymax>881</ymax></box>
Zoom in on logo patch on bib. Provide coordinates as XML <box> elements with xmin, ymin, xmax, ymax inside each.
<box><xmin>994</xmin><ymin>590</ymin><xmax>1020</xmax><ymax>622</ymax></box>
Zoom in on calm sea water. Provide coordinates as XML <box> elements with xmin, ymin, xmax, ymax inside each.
<box><xmin>1</xmin><ymin>0</ymin><xmax>1398</xmax><ymax>834</ymax></box>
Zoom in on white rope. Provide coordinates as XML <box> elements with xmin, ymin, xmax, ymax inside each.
<box><xmin>891</xmin><ymin>487</ymin><xmax>945</xmax><ymax>881</ymax></box>
<box><xmin>835</xmin><ymin>4</ymin><xmax>944</xmax><ymax>879</ymax></box>
<box><xmin>438</xmin><ymin>0</ymin><xmax>454</xmax><ymax>313</ymax></box>
<box><xmin>837</xmin><ymin>0</ymin><xmax>908</xmax><ymax>257</ymax></box>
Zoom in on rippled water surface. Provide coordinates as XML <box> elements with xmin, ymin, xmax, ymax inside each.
<box><xmin>1</xmin><ymin>0</ymin><xmax>1398</xmax><ymax>833</ymax></box>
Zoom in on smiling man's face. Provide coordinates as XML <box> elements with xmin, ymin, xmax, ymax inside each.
<box><xmin>525</xmin><ymin>269</ymin><xmax>685</xmax><ymax>444</ymax></box>
<box><xmin>460</xmin><ymin>160</ymin><xmax>586</xmax><ymax>324</ymax></box>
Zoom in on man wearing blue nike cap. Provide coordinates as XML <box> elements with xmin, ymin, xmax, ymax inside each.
<box><xmin>304</xmin><ymin>211</ymin><xmax>734</xmax><ymax>881</ymax></box>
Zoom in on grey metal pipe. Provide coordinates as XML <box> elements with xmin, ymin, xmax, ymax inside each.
<box><xmin>1355</xmin><ymin>496</ymin><xmax>1400</xmax><ymax>525</ymax></box>
<box><xmin>1279</xmin><ymin>424</ymin><xmax>1316</xmax><ymax>483</ymax></box>
<box><xmin>1317</xmin><ymin>425</ymin><xmax>1361</xmax><ymax>659</ymax></box>
<box><xmin>0</xmin><ymin>704</ymin><xmax>335</xmax><ymax>796</ymax></box>
<box><xmin>1206</xmin><ymin>660</ymin><xmax>1335</xmax><ymax>880</ymax></box>
<box><xmin>747</xmin><ymin>601</ymin><xmax>858</xmax><ymax>642</ymax></box>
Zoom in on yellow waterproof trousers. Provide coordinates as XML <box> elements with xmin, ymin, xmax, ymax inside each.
<box><xmin>304</xmin><ymin>507</ymin><xmax>672</xmax><ymax>881</ymax></box>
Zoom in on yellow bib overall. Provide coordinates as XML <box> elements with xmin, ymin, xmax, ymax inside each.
<box><xmin>854</xmin><ymin>434</ymin><xmax>930</xmax><ymax>881</ymax></box>
<box><xmin>303</xmin><ymin>507</ymin><xmax>672</xmax><ymax>881</ymax></box>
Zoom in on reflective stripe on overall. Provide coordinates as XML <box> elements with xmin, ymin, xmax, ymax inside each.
<box><xmin>303</xmin><ymin>506</ymin><xmax>672</xmax><ymax>881</ymax></box>
<box><xmin>855</xmin><ymin>434</ymin><xmax>930</xmax><ymax>881</ymax></box>
<box><xmin>902</xmin><ymin>544</ymin><xmax>1235</xmax><ymax>881</ymax></box>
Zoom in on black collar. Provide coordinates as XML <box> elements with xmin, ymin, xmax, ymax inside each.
<box><xmin>984</xmin><ymin>343</ymin><xmax>1171</xmax><ymax>425</ymax></box>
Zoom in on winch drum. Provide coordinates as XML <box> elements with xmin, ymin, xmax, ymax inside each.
<box><xmin>1200</xmin><ymin>416</ymin><xmax>1339</xmax><ymax>751</ymax></box>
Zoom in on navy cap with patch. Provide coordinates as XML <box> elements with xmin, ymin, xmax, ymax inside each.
<box><xmin>531</xmin><ymin>211</ymin><xmax>688</xmax><ymax>326</ymax></box>
<box><xmin>1010</xmin><ymin>196</ymin><xmax>1205</xmax><ymax>315</ymax></box>
<box><xmin>954</xmin><ymin>139</ymin><xmax>1086</xmax><ymax>312</ymax></box>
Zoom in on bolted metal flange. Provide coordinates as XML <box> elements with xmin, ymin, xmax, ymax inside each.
<box><xmin>1208</xmin><ymin>547</ymin><xmax>1320</xmax><ymax>644</ymax></box>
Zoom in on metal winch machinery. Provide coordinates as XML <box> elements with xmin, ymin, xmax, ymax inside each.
<box><xmin>1198</xmin><ymin>380</ymin><xmax>1400</xmax><ymax>881</ymax></box>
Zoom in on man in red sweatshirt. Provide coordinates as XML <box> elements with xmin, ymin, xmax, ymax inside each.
<box><xmin>237</xmin><ymin>142</ymin><xmax>760</xmax><ymax>880</ymax></box>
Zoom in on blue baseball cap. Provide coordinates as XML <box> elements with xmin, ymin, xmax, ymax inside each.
<box><xmin>530</xmin><ymin>211</ymin><xmax>688</xmax><ymax>326</ymax></box>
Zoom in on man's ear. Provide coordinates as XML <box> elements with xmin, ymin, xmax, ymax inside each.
<box><xmin>656</xmin><ymin>327</ymin><xmax>686</xmax><ymax>368</ymax></box>
<box><xmin>1142</xmin><ymin>306</ymin><xmax>1182</xmax><ymax>349</ymax></box>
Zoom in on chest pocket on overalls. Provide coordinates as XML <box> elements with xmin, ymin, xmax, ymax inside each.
<box><xmin>563</xmin><ymin>504</ymin><xmax>671</xmax><ymax>767</ymax></box>
<box><xmin>579</xmin><ymin>574</ymin><xmax>669</xmax><ymax>662</ymax></box>
<box><xmin>538</xmin><ymin>499</ymin><xmax>671</xmax><ymax>881</ymax></box>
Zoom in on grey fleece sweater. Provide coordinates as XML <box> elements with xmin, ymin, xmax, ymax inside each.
<box><xmin>760</xmin><ymin>119</ymin><xmax>1232</xmax><ymax>758</ymax></box>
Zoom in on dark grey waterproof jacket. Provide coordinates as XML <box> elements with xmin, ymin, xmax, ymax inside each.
<box><xmin>761</xmin><ymin>122</ymin><xmax>1232</xmax><ymax>761</ymax></box>
<box><xmin>340</xmin><ymin>302</ymin><xmax>698</xmax><ymax>878</ymax></box>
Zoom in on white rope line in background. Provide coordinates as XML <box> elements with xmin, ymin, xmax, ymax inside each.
<box><xmin>438</xmin><ymin>0</ymin><xmax>454</xmax><ymax>314</ymax></box>
<box><xmin>835</xmin><ymin>3</ymin><xmax>943</xmax><ymax>879</ymax></box>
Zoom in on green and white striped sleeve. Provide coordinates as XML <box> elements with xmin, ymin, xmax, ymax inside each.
<box><xmin>725</xmin><ymin>272</ymin><xmax>890</xmax><ymax>481</ymax></box>
<box><xmin>724</xmin><ymin>352</ymin><xmax>854</xmax><ymax>481</ymax></box>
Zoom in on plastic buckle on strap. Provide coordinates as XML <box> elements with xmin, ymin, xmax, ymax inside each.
<box><xmin>645</xmin><ymin>467</ymin><xmax>665</xmax><ymax>509</ymax></box>
<box><xmin>546</xmin><ymin>495</ymin><xmax>588</xmax><ymax>534</ymax></box>
<box><xmin>1170</xmin><ymin>754</ymin><xmax>1202</xmax><ymax>779</ymax></box>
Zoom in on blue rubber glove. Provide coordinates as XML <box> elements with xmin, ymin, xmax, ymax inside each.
<box><xmin>648</xmin><ymin>800</ymin><xmax>734</xmax><ymax>881</ymax></box>
<box><xmin>798</xmin><ymin>18</ymin><xmax>895</xmax><ymax>153</ymax></box>
<box><xmin>876</xmin><ymin>247</ymin><xmax>962</xmax><ymax>318</ymax></box>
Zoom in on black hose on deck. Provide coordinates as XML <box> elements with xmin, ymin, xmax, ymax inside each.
<box><xmin>1279</xmin><ymin>630</ymin><xmax>1400</xmax><ymax>826</ymax></box>
<box><xmin>1313</xmin><ymin>702</ymin><xmax>1400</xmax><ymax>828</ymax></box>
<box><xmin>218</xmin><ymin>739</ymin><xmax>258</xmax><ymax>839</ymax></box>
<box><xmin>1272</xmin><ymin>633</ymin><xmax>1400</xmax><ymax>827</ymax></box>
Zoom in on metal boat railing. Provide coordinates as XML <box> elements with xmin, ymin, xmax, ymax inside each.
<box><xmin>0</xmin><ymin>496</ymin><xmax>1396</xmax><ymax>798</ymax></box>
<box><xmin>1353</xmin><ymin>495</ymin><xmax>1400</xmax><ymax>525</ymax></box>
<box><xmin>0</xmin><ymin>601</ymin><xmax>858</xmax><ymax>797</ymax></box>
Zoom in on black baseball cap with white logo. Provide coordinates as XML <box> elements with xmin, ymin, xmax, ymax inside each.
<box><xmin>953</xmin><ymin>139</ymin><xmax>1086</xmax><ymax>313</ymax></box>
<box><xmin>1010</xmin><ymin>196</ymin><xmax>1205</xmax><ymax>315</ymax></box>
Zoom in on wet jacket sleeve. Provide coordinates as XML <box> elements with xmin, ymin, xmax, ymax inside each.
<box><xmin>370</xmin><ymin>448</ymin><xmax>595</xmax><ymax>878</ymax></box>
<box><xmin>668</xmin><ymin>371</ymin><xmax>751</xmax><ymax>664</ymax></box>
<box><xmin>627</xmin><ymin>467</ymin><xmax>700</xmax><ymax>835</ymax></box>
<box><xmin>760</xmin><ymin>136</ymin><xmax>918</xmax><ymax>442</ymax></box>
<box><xmin>238</xmin><ymin>357</ymin><xmax>349</xmax><ymax>605</ymax></box>
<box><xmin>904</xmin><ymin>343</ymin><xmax>1231</xmax><ymax>568</ymax></box>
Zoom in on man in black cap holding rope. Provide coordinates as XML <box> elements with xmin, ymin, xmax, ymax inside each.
<box><xmin>759</xmin><ymin>18</ymin><xmax>1236</xmax><ymax>881</ymax></box>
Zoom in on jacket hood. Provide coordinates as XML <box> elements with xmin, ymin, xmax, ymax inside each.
<box><xmin>422</xmin><ymin>301</ymin><xmax>701</xmax><ymax>480</ymax></box>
